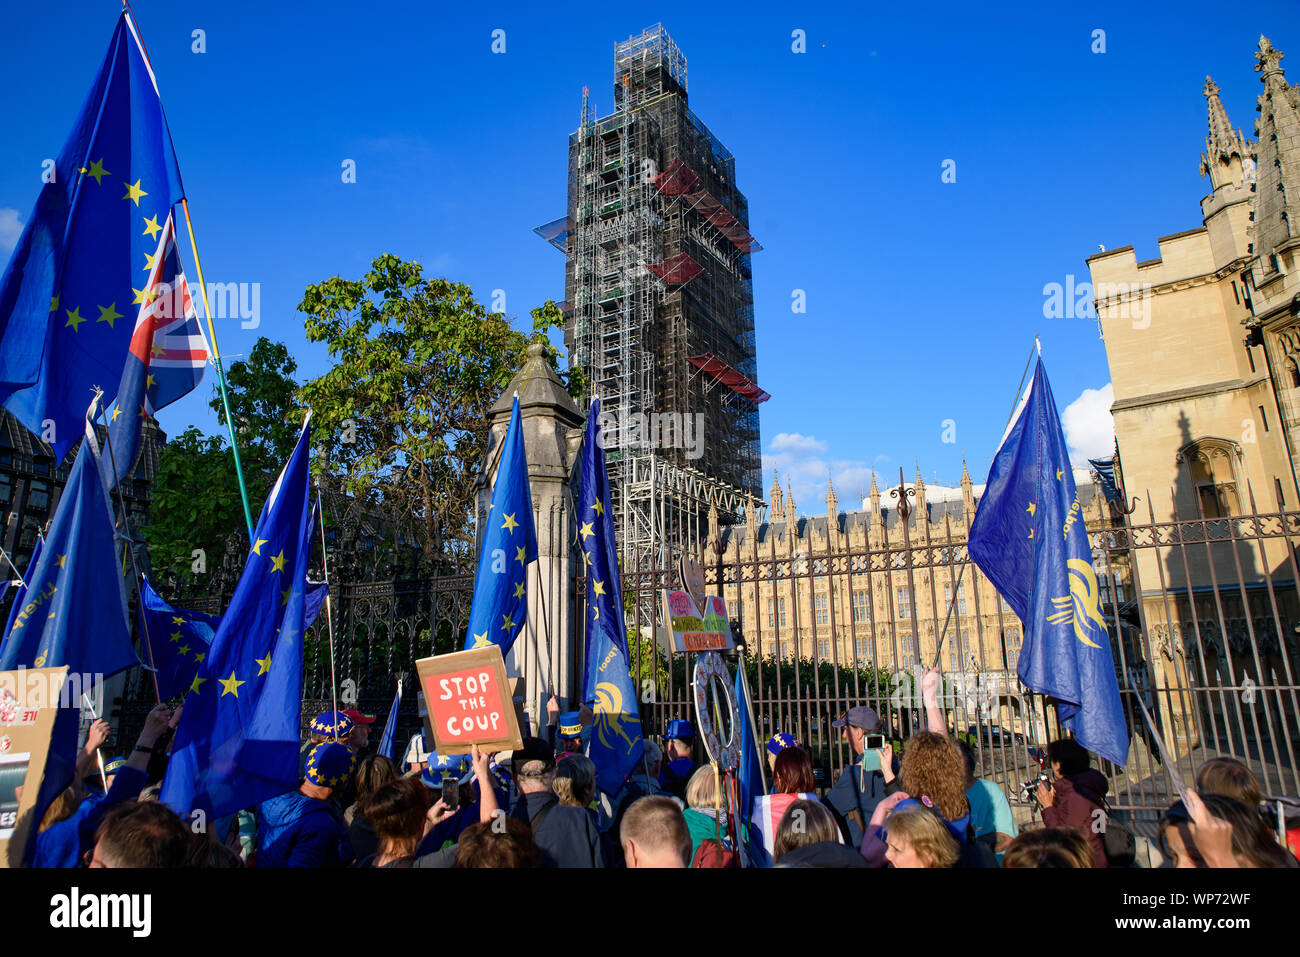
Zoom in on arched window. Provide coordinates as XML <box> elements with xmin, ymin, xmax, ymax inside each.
<box><xmin>1287</xmin><ymin>357</ymin><xmax>1300</xmax><ymax>389</ymax></box>
<box><xmin>1178</xmin><ymin>438</ymin><xmax>1243</xmax><ymax>518</ymax></box>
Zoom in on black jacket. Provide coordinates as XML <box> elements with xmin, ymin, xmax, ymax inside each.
<box><xmin>510</xmin><ymin>791</ymin><xmax>606</xmax><ymax>868</ymax></box>
<box><xmin>776</xmin><ymin>841</ymin><xmax>870</xmax><ymax>868</ymax></box>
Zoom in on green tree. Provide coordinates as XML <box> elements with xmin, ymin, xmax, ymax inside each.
<box><xmin>297</xmin><ymin>254</ymin><xmax>573</xmax><ymax>574</ymax></box>
<box><xmin>144</xmin><ymin>427</ymin><xmax>245</xmax><ymax>589</ymax></box>
<box><xmin>210</xmin><ymin>336</ymin><xmax>303</xmax><ymax>500</ymax></box>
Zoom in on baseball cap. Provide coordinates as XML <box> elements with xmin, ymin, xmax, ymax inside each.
<box><xmin>831</xmin><ymin>706</ymin><xmax>882</xmax><ymax>732</ymax></box>
<box><xmin>341</xmin><ymin>708</ymin><xmax>376</xmax><ymax>725</ymax></box>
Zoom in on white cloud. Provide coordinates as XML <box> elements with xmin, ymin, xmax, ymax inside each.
<box><xmin>1061</xmin><ymin>382</ymin><xmax>1115</xmax><ymax>466</ymax></box>
<box><xmin>762</xmin><ymin>432</ymin><xmax>880</xmax><ymax>513</ymax></box>
<box><xmin>0</xmin><ymin>208</ymin><xmax>20</xmax><ymax>253</ymax></box>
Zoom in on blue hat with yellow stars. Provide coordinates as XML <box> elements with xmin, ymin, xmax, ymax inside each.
<box><xmin>305</xmin><ymin>742</ymin><xmax>356</xmax><ymax>788</ymax></box>
<box><xmin>665</xmin><ymin>719</ymin><xmax>694</xmax><ymax>741</ymax></box>
<box><xmin>558</xmin><ymin>711</ymin><xmax>583</xmax><ymax>739</ymax></box>
<box><xmin>420</xmin><ymin>751</ymin><xmax>469</xmax><ymax>789</ymax></box>
<box><xmin>310</xmin><ymin>710</ymin><xmax>354</xmax><ymax>740</ymax></box>
<box><xmin>767</xmin><ymin>731</ymin><xmax>797</xmax><ymax>756</ymax></box>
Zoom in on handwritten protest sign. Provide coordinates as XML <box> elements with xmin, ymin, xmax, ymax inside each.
<box><xmin>0</xmin><ymin>666</ymin><xmax>69</xmax><ymax>867</ymax></box>
<box><xmin>415</xmin><ymin>646</ymin><xmax>523</xmax><ymax>755</ymax></box>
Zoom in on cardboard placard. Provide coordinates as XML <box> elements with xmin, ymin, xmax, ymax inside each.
<box><xmin>0</xmin><ymin>667</ymin><xmax>68</xmax><ymax>867</ymax></box>
<box><xmin>415</xmin><ymin>646</ymin><xmax>523</xmax><ymax>755</ymax></box>
<box><xmin>661</xmin><ymin>589</ymin><xmax>734</xmax><ymax>653</ymax></box>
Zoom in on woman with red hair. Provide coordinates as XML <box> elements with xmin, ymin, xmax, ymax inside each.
<box><xmin>751</xmin><ymin>746</ymin><xmax>826</xmax><ymax>865</ymax></box>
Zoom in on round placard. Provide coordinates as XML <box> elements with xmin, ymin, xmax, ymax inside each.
<box><xmin>691</xmin><ymin>651</ymin><xmax>740</xmax><ymax>771</ymax></box>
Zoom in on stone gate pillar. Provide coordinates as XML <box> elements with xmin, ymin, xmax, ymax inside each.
<box><xmin>476</xmin><ymin>344</ymin><xmax>584</xmax><ymax>734</ymax></box>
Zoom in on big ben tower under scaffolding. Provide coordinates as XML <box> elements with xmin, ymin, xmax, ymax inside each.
<box><xmin>535</xmin><ymin>24</ymin><xmax>768</xmax><ymax>574</ymax></box>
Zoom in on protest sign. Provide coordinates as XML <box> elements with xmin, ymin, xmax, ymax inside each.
<box><xmin>415</xmin><ymin>646</ymin><xmax>523</xmax><ymax>754</ymax></box>
<box><xmin>0</xmin><ymin>667</ymin><xmax>69</xmax><ymax>867</ymax></box>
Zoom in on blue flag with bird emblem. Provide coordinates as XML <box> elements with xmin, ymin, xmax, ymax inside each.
<box><xmin>161</xmin><ymin>417</ymin><xmax>314</xmax><ymax>820</ymax></box>
<box><xmin>579</xmin><ymin>399</ymin><xmax>645</xmax><ymax>796</ymax></box>
<box><xmin>138</xmin><ymin>575</ymin><xmax>217</xmax><ymax>702</ymax></box>
<box><xmin>0</xmin><ymin>398</ymin><xmax>137</xmax><ymax>678</ymax></box>
<box><xmin>0</xmin><ymin>12</ymin><xmax>185</xmax><ymax>460</ymax></box>
<box><xmin>967</xmin><ymin>358</ymin><xmax>1129</xmax><ymax>767</ymax></box>
<box><xmin>463</xmin><ymin>395</ymin><xmax>536</xmax><ymax>654</ymax></box>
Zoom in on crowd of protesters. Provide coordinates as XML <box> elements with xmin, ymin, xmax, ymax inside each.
<box><xmin>28</xmin><ymin>668</ymin><xmax>1300</xmax><ymax>869</ymax></box>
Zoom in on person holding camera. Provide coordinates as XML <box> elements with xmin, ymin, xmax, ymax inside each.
<box><xmin>824</xmin><ymin>705</ymin><xmax>898</xmax><ymax>847</ymax></box>
<box><xmin>1035</xmin><ymin>738</ymin><xmax>1110</xmax><ymax>867</ymax></box>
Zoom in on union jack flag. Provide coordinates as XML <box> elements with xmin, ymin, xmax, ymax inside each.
<box><xmin>102</xmin><ymin>212</ymin><xmax>209</xmax><ymax>489</ymax></box>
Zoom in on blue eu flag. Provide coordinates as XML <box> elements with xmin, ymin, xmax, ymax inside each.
<box><xmin>0</xmin><ymin>404</ymin><xmax>137</xmax><ymax>678</ymax></box>
<box><xmin>579</xmin><ymin>399</ymin><xmax>645</xmax><ymax>796</ymax></box>
<box><xmin>377</xmin><ymin>679</ymin><xmax>403</xmax><ymax>763</ymax></box>
<box><xmin>0</xmin><ymin>13</ymin><xmax>186</xmax><ymax>459</ymax></box>
<box><xmin>138</xmin><ymin>575</ymin><xmax>217</xmax><ymax>702</ymax></box>
<box><xmin>161</xmin><ymin>418</ymin><xmax>314</xmax><ymax>819</ymax></box>
<box><xmin>734</xmin><ymin>659</ymin><xmax>766</xmax><ymax>827</ymax></box>
<box><xmin>968</xmin><ymin>359</ymin><xmax>1129</xmax><ymax>767</ymax></box>
<box><xmin>463</xmin><ymin>396</ymin><xmax>536</xmax><ymax>654</ymax></box>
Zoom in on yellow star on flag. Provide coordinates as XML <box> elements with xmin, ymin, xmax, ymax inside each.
<box><xmin>579</xmin><ymin>521</ymin><xmax>594</xmax><ymax>540</ymax></box>
<box><xmin>64</xmin><ymin>307</ymin><xmax>86</xmax><ymax>331</ymax></box>
<box><xmin>142</xmin><ymin>250</ymin><xmax>159</xmax><ymax>273</ymax></box>
<box><xmin>592</xmin><ymin>579</ymin><xmax>606</xmax><ymax>597</ymax></box>
<box><xmin>1056</xmin><ymin>469</ymin><xmax>1063</xmax><ymax>480</ymax></box>
<box><xmin>500</xmin><ymin>613</ymin><xmax>514</xmax><ymax>632</ymax></box>
<box><xmin>195</xmin><ymin>652</ymin><xmax>205</xmax><ymax>663</ymax></box>
<box><xmin>141</xmin><ymin>214</ymin><xmax>162</xmax><ymax>241</ymax></box>
<box><xmin>169</xmin><ymin>630</ymin><xmax>182</xmax><ymax>643</ymax></box>
<box><xmin>177</xmin><ymin>644</ymin><xmax>191</xmax><ymax>657</ymax></box>
<box><xmin>55</xmin><ymin>554</ymin><xmax>66</xmax><ymax>569</ymax></box>
<box><xmin>513</xmin><ymin>581</ymin><xmax>525</xmax><ymax>599</ymax></box>
<box><xmin>110</xmin><ymin>407</ymin><xmax>122</xmax><ymax>423</ymax></box>
<box><xmin>592</xmin><ymin>498</ymin><xmax>604</xmax><ymax>517</ymax></box>
<box><xmin>96</xmin><ymin>302</ymin><xmax>122</xmax><ymax>328</ymax></box>
<box><xmin>219</xmin><ymin>671</ymin><xmax>245</xmax><ymax>697</ymax></box>
<box><xmin>281</xmin><ymin>587</ymin><xmax>291</xmax><ymax>606</ymax></box>
<box><xmin>85</xmin><ymin>158</ymin><xmax>108</xmax><ymax>184</ymax></box>
<box><xmin>150</xmin><ymin>341</ymin><xmax>164</xmax><ymax>358</ymax></box>
<box><xmin>50</xmin><ymin>294</ymin><xmax>59</xmax><ymax>312</ymax></box>
<box><xmin>269</xmin><ymin>549</ymin><xmax>286</xmax><ymax>572</ymax></box>
<box><xmin>146</xmin><ymin>374</ymin><xmax>156</xmax><ymax>388</ymax></box>
<box><xmin>501</xmin><ymin>512</ymin><xmax>519</xmax><ymax>533</ymax></box>
<box><xmin>190</xmin><ymin>676</ymin><xmax>207</xmax><ymax>694</ymax></box>
<box><xmin>172</xmin><ymin>616</ymin><xmax>186</xmax><ymax>625</ymax></box>
<box><xmin>515</xmin><ymin>545</ymin><xmax>526</xmax><ymax>565</ymax></box>
<box><xmin>123</xmin><ymin>178</ymin><xmax>147</xmax><ymax>206</ymax></box>
<box><xmin>1026</xmin><ymin>503</ymin><xmax>1036</xmax><ymax>516</ymax></box>
<box><xmin>251</xmin><ymin>538</ymin><xmax>268</xmax><ymax>555</ymax></box>
<box><xmin>255</xmin><ymin>653</ymin><xmax>272</xmax><ymax>676</ymax></box>
<box><xmin>470</xmin><ymin>632</ymin><xmax>491</xmax><ymax>649</ymax></box>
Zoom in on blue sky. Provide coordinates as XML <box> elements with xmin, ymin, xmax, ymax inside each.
<box><xmin>3</xmin><ymin>1</ymin><xmax>1298</xmax><ymax>514</ymax></box>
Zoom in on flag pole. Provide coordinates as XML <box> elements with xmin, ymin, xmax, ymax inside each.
<box><xmin>81</xmin><ymin>693</ymin><xmax>110</xmax><ymax>794</ymax></box>
<box><xmin>93</xmin><ymin>392</ymin><xmax>161</xmax><ymax>704</ymax></box>
<box><xmin>0</xmin><ymin>543</ymin><xmax>26</xmax><ymax>586</ymax></box>
<box><xmin>179</xmin><ymin>199</ymin><xmax>255</xmax><ymax>541</ymax></box>
<box><xmin>931</xmin><ymin>337</ymin><xmax>1040</xmax><ymax>670</ymax></box>
<box><xmin>118</xmin><ymin>5</ymin><xmax>251</xmax><ymax>540</ymax></box>
<box><xmin>314</xmin><ymin>489</ymin><xmax>341</xmax><ymax>739</ymax></box>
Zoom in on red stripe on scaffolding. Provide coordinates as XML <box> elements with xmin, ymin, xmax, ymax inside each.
<box><xmin>653</xmin><ymin>158</ymin><xmax>762</xmax><ymax>254</ymax></box>
<box><xmin>647</xmin><ymin>252</ymin><xmax>707</xmax><ymax>284</ymax></box>
<box><xmin>652</xmin><ymin>157</ymin><xmax>700</xmax><ymax>195</ymax></box>
<box><xmin>687</xmin><ymin>353</ymin><xmax>770</xmax><ymax>404</ymax></box>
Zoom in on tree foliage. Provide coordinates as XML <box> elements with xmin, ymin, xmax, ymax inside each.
<box><xmin>144</xmin><ymin>427</ymin><xmax>246</xmax><ymax>590</ymax></box>
<box><xmin>297</xmin><ymin>254</ymin><xmax>574</xmax><ymax>574</ymax></box>
<box><xmin>210</xmin><ymin>336</ymin><xmax>303</xmax><ymax>490</ymax></box>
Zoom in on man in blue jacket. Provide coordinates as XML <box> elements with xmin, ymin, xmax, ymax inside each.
<box><xmin>257</xmin><ymin>742</ymin><xmax>355</xmax><ymax>868</ymax></box>
<box><xmin>823</xmin><ymin>706</ymin><xmax>897</xmax><ymax>848</ymax></box>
